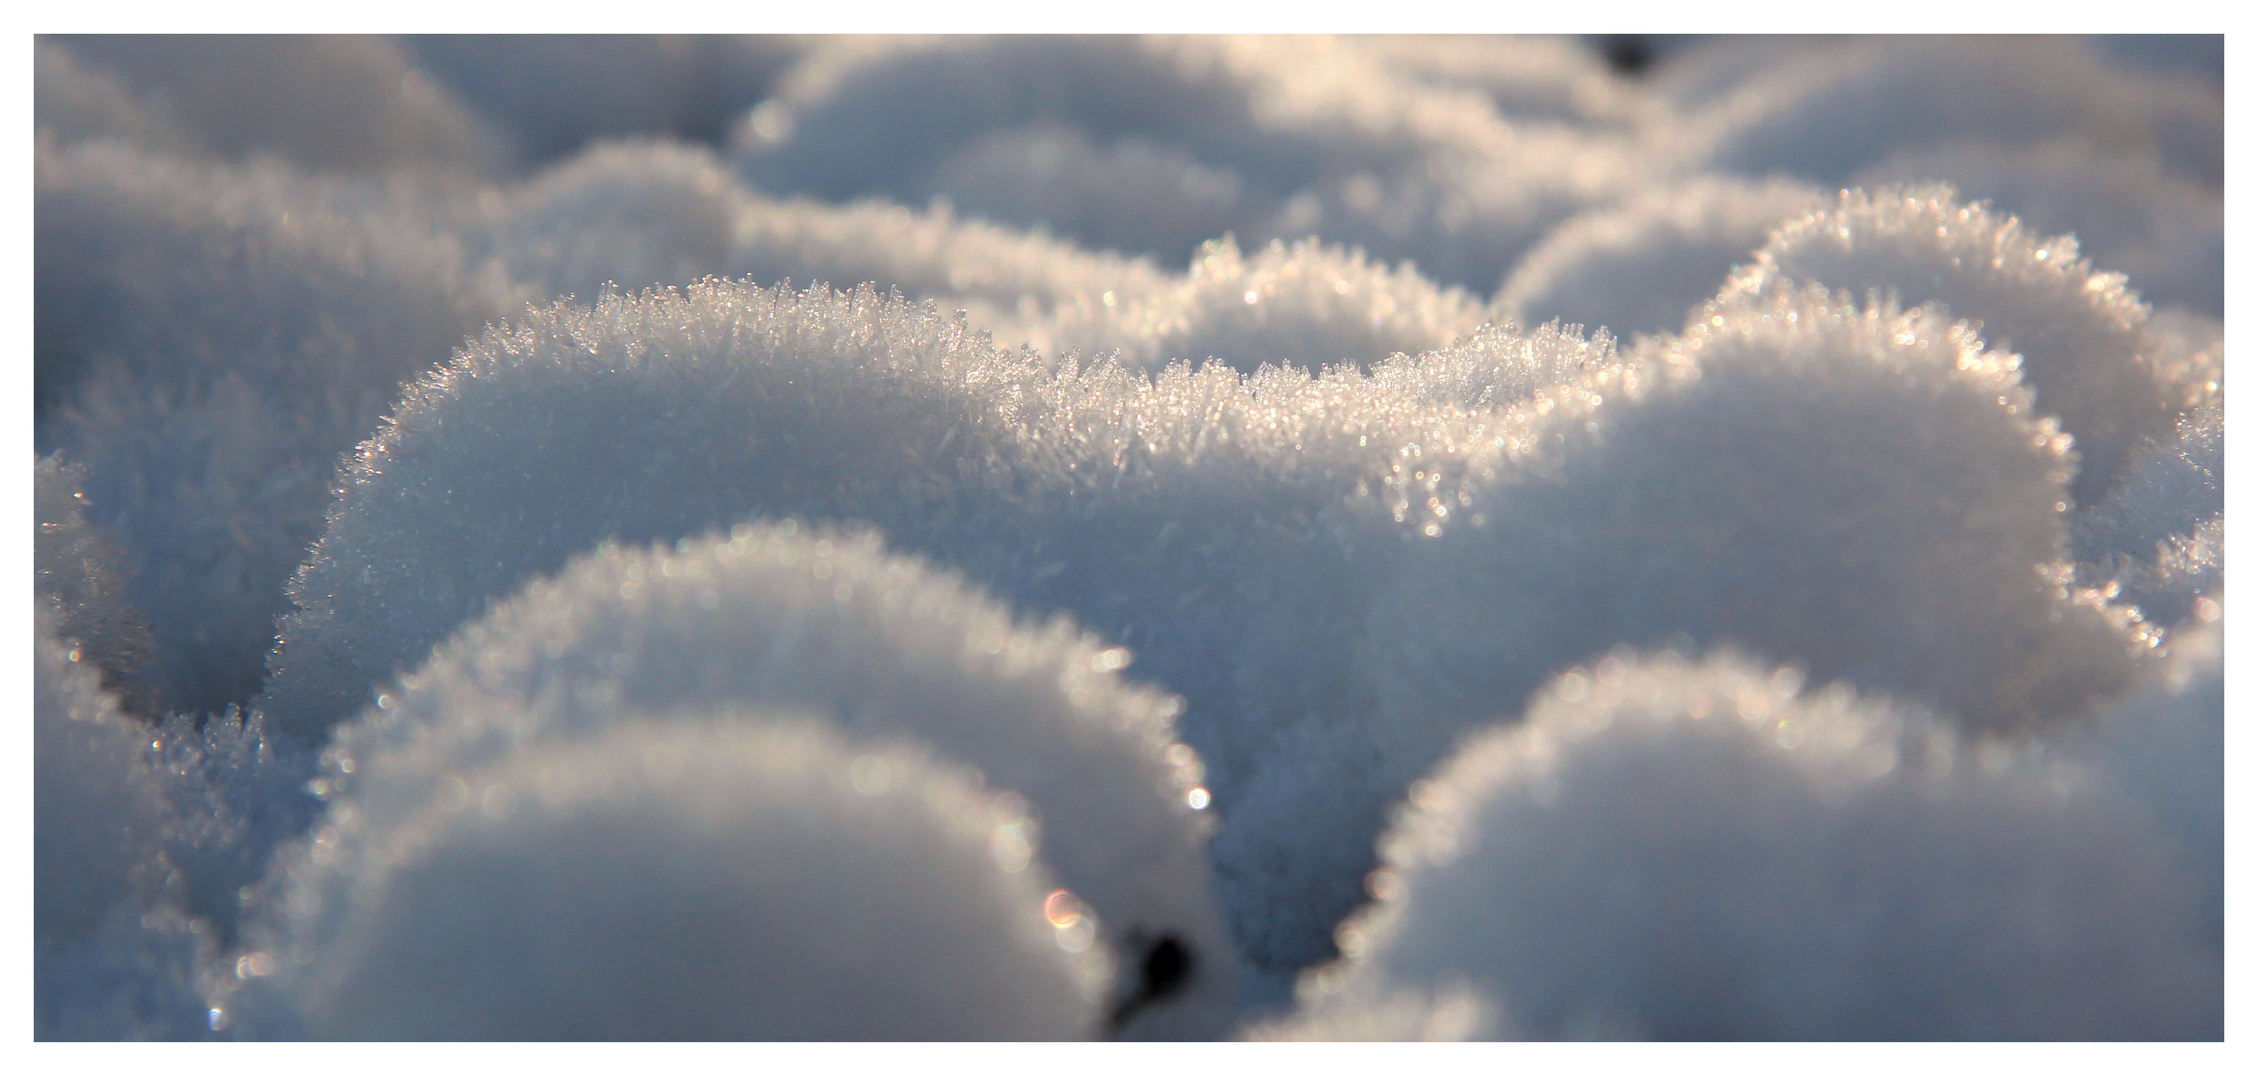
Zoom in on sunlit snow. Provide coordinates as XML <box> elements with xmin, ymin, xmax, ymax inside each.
<box><xmin>32</xmin><ymin>32</ymin><xmax>2223</xmax><ymax>1042</ymax></box>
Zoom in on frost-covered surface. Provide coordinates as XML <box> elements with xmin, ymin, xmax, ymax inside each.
<box><xmin>36</xmin><ymin>139</ymin><xmax>516</xmax><ymax>715</ymax></box>
<box><xmin>1054</xmin><ymin>234</ymin><xmax>1487</xmax><ymax>372</ymax></box>
<box><xmin>303</xmin><ymin>523</ymin><xmax>1237</xmax><ymax>1037</ymax></box>
<box><xmin>34</xmin><ymin>610</ymin><xmax>207</xmax><ymax>1041</ymax></box>
<box><xmin>459</xmin><ymin>138</ymin><xmax>1166</xmax><ymax>349</ymax></box>
<box><xmin>35</xmin><ymin>453</ymin><xmax>153</xmax><ymax>709</ymax></box>
<box><xmin>1496</xmin><ymin>174</ymin><xmax>1826</xmax><ymax>338</ymax></box>
<box><xmin>1366</xmin><ymin>286</ymin><xmax>2146</xmax><ymax>743</ymax></box>
<box><xmin>730</xmin><ymin>35</ymin><xmax>1658</xmax><ymax>289</ymax></box>
<box><xmin>256</xmin><ymin>274</ymin><xmax>1623</xmax><ymax>973</ymax></box>
<box><xmin>32</xmin><ymin>34</ymin><xmax>2222</xmax><ymax>1040</ymax></box>
<box><xmin>1853</xmin><ymin>140</ymin><xmax>2222</xmax><ymax>317</ymax></box>
<box><xmin>1723</xmin><ymin>184</ymin><xmax>2180</xmax><ymax>504</ymax></box>
<box><xmin>258</xmin><ymin>282</ymin><xmax>1044</xmax><ymax>738</ymax></box>
<box><xmin>1291</xmin><ymin>652</ymin><xmax>2221</xmax><ymax>1040</ymax></box>
<box><xmin>1229</xmin><ymin>286</ymin><xmax>2153</xmax><ymax>974</ymax></box>
<box><xmin>223</xmin><ymin>718</ymin><xmax>1109</xmax><ymax>1040</ymax></box>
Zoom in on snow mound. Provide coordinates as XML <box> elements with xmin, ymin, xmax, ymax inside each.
<box><xmin>1365</xmin><ymin>284</ymin><xmax>2146</xmax><ymax>757</ymax></box>
<box><xmin>310</xmin><ymin>522</ymin><xmax>1237</xmax><ymax>1037</ymax></box>
<box><xmin>474</xmin><ymin>138</ymin><xmax>744</xmax><ymax>303</ymax></box>
<box><xmin>1722</xmin><ymin>184</ymin><xmax>2177</xmax><ymax>503</ymax></box>
<box><xmin>1056</xmin><ymin>234</ymin><xmax>1487</xmax><ymax>372</ymax></box>
<box><xmin>37</xmin><ymin>140</ymin><xmax>516</xmax><ymax>715</ymax></box>
<box><xmin>733</xmin><ymin>35</ymin><xmax>1652</xmax><ymax>289</ymax></box>
<box><xmin>1497</xmin><ymin>175</ymin><xmax>1826</xmax><ymax>339</ymax></box>
<box><xmin>44</xmin><ymin>35</ymin><xmax>502</xmax><ymax>174</ymax></box>
<box><xmin>224</xmin><ymin>717</ymin><xmax>1108</xmax><ymax>1040</ymax></box>
<box><xmin>1854</xmin><ymin>139</ymin><xmax>2222</xmax><ymax>317</ymax></box>
<box><xmin>465</xmin><ymin>137</ymin><xmax>1166</xmax><ymax>349</ymax></box>
<box><xmin>259</xmin><ymin>281</ymin><xmax>1037</xmax><ymax>738</ymax></box>
<box><xmin>1678</xmin><ymin>37</ymin><xmax>2220</xmax><ymax>190</ymax></box>
<box><xmin>260</xmin><ymin>273</ymin><xmax>1619</xmax><ymax>974</ymax></box>
<box><xmin>1301</xmin><ymin>651</ymin><xmax>2220</xmax><ymax>1040</ymax></box>
<box><xmin>1354</xmin><ymin>34</ymin><xmax>1658</xmax><ymax>132</ymax></box>
<box><xmin>402</xmin><ymin>34</ymin><xmax>802</xmax><ymax>169</ymax></box>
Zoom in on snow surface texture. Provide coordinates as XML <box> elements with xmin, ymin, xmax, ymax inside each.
<box><xmin>34</xmin><ymin>609</ymin><xmax>206</xmax><ymax>1041</ymax></box>
<box><xmin>36</xmin><ymin>459</ymin><xmax>321</xmax><ymax>1038</ymax></box>
<box><xmin>258</xmin><ymin>281</ymin><xmax>1049</xmax><ymax>739</ymax></box>
<box><xmin>1496</xmin><ymin>174</ymin><xmax>1826</xmax><ymax>339</ymax></box>
<box><xmin>731</xmin><ymin>35</ymin><xmax>1659</xmax><ymax>289</ymax></box>
<box><xmin>1053</xmin><ymin>234</ymin><xmax>1487</xmax><ymax>373</ymax></box>
<box><xmin>1227</xmin><ymin>286</ymin><xmax>2153</xmax><ymax>975</ymax></box>
<box><xmin>465</xmin><ymin>138</ymin><xmax>1167</xmax><ymax>348</ymax></box>
<box><xmin>257</xmin><ymin>274</ymin><xmax>1623</xmax><ymax>973</ymax></box>
<box><xmin>297</xmin><ymin>523</ymin><xmax>1238</xmax><ymax>1038</ymax></box>
<box><xmin>37</xmin><ymin>139</ymin><xmax>517</xmax><ymax>715</ymax></box>
<box><xmin>35</xmin><ymin>453</ymin><xmax>153</xmax><ymax>710</ymax></box>
<box><xmin>1285</xmin><ymin>652</ymin><xmax>2221</xmax><ymax>1040</ymax></box>
<box><xmin>1722</xmin><ymin>184</ymin><xmax>2182</xmax><ymax>506</ymax></box>
<box><xmin>224</xmin><ymin>718</ymin><xmax>1109</xmax><ymax>1040</ymax></box>
<box><xmin>31</xmin><ymin>34</ymin><xmax>2221</xmax><ymax>1039</ymax></box>
<box><xmin>1365</xmin><ymin>285</ymin><xmax>2147</xmax><ymax>746</ymax></box>
<box><xmin>1853</xmin><ymin>140</ymin><xmax>2222</xmax><ymax>318</ymax></box>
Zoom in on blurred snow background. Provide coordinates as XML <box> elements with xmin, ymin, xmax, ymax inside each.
<box><xmin>30</xmin><ymin>32</ymin><xmax>2224</xmax><ymax>1041</ymax></box>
